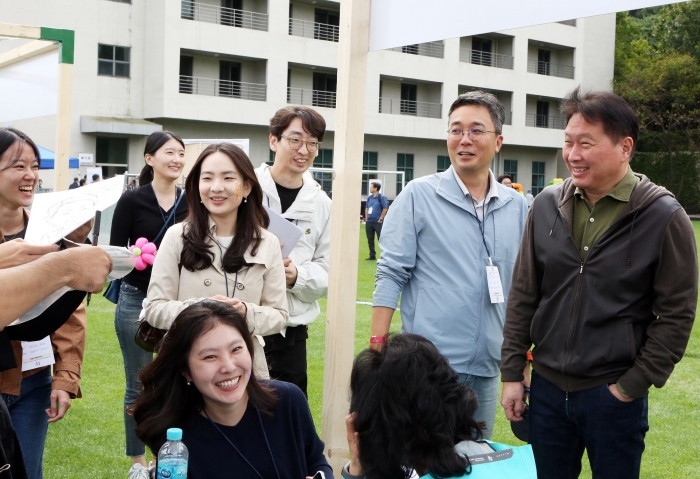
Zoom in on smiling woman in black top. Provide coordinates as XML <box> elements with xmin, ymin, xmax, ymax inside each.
<box><xmin>109</xmin><ymin>131</ymin><xmax>189</xmax><ymax>471</ymax></box>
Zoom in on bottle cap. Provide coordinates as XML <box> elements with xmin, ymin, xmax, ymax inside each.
<box><xmin>166</xmin><ymin>428</ymin><xmax>183</xmax><ymax>441</ymax></box>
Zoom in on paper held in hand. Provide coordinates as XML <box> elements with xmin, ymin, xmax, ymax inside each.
<box><xmin>264</xmin><ymin>205</ymin><xmax>304</xmax><ymax>258</ymax></box>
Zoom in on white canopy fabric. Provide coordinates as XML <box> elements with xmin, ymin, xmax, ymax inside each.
<box><xmin>368</xmin><ymin>0</ymin><xmax>688</xmax><ymax>51</ymax></box>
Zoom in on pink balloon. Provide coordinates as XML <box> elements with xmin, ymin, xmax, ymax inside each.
<box><xmin>135</xmin><ymin>237</ymin><xmax>149</xmax><ymax>248</ymax></box>
<box><xmin>134</xmin><ymin>256</ymin><xmax>148</xmax><ymax>271</ymax></box>
<box><xmin>141</xmin><ymin>243</ymin><xmax>157</xmax><ymax>255</ymax></box>
<box><xmin>141</xmin><ymin>253</ymin><xmax>155</xmax><ymax>265</ymax></box>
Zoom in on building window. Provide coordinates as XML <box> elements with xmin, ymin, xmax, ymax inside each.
<box><xmin>532</xmin><ymin>161</ymin><xmax>545</xmax><ymax>196</ymax></box>
<box><xmin>362</xmin><ymin>152</ymin><xmax>378</xmax><ymax>195</ymax></box>
<box><xmin>437</xmin><ymin>155</ymin><xmax>450</xmax><ymax>173</ymax></box>
<box><xmin>396</xmin><ymin>153</ymin><xmax>414</xmax><ymax>195</ymax></box>
<box><xmin>503</xmin><ymin>159</ymin><xmax>518</xmax><ymax>182</ymax></box>
<box><xmin>400</xmin><ymin>83</ymin><xmax>417</xmax><ymax>115</ymax></box>
<box><xmin>179</xmin><ymin>55</ymin><xmax>194</xmax><ymax>94</ymax></box>
<box><xmin>313</xmin><ymin>148</ymin><xmax>333</xmax><ymax>193</ymax></box>
<box><xmin>96</xmin><ymin>137</ymin><xmax>129</xmax><ymax>178</ymax></box>
<box><xmin>536</xmin><ymin>101</ymin><xmax>549</xmax><ymax>128</ymax></box>
<box><xmin>98</xmin><ymin>44</ymin><xmax>130</xmax><ymax>78</ymax></box>
<box><xmin>267</xmin><ymin>150</ymin><xmax>275</xmax><ymax>166</ymax></box>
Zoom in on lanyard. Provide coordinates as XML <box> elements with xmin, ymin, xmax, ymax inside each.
<box><xmin>214</xmin><ymin>240</ymin><xmax>239</xmax><ymax>297</ymax></box>
<box><xmin>468</xmin><ymin>189</ymin><xmax>493</xmax><ymax>266</ymax></box>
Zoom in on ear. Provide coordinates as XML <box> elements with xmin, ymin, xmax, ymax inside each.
<box><xmin>494</xmin><ymin>134</ymin><xmax>504</xmax><ymax>153</ymax></box>
<box><xmin>620</xmin><ymin>137</ymin><xmax>634</xmax><ymax>161</ymax></box>
<box><xmin>243</xmin><ymin>180</ymin><xmax>253</xmax><ymax>198</ymax></box>
<box><xmin>269</xmin><ymin>134</ymin><xmax>278</xmax><ymax>153</ymax></box>
<box><xmin>144</xmin><ymin>154</ymin><xmax>153</xmax><ymax>166</ymax></box>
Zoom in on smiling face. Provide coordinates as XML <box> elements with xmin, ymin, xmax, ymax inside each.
<box><xmin>198</xmin><ymin>151</ymin><xmax>252</xmax><ymax>222</ymax></box>
<box><xmin>447</xmin><ymin>105</ymin><xmax>503</xmax><ymax>180</ymax></box>
<box><xmin>0</xmin><ymin>142</ymin><xmax>39</xmax><ymax>210</ymax></box>
<box><xmin>146</xmin><ymin>138</ymin><xmax>185</xmax><ymax>182</ymax></box>
<box><xmin>501</xmin><ymin>177</ymin><xmax>513</xmax><ymax>188</ymax></box>
<box><xmin>184</xmin><ymin>321</ymin><xmax>252</xmax><ymax>419</ymax></box>
<box><xmin>269</xmin><ymin>117</ymin><xmax>319</xmax><ymax>177</ymax></box>
<box><xmin>563</xmin><ymin>113</ymin><xmax>632</xmax><ymax>200</ymax></box>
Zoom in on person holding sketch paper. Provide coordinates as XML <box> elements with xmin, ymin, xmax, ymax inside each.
<box><xmin>0</xmin><ymin>127</ymin><xmax>93</xmax><ymax>479</ymax></box>
<box><xmin>109</xmin><ymin>131</ymin><xmax>189</xmax><ymax>470</ymax></box>
<box><xmin>255</xmin><ymin>106</ymin><xmax>331</xmax><ymax>397</ymax></box>
<box><xmin>144</xmin><ymin>142</ymin><xmax>288</xmax><ymax>380</ymax></box>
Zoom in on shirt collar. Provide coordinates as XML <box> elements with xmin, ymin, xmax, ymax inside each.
<box><xmin>574</xmin><ymin>166</ymin><xmax>638</xmax><ymax>203</ymax></box>
<box><xmin>452</xmin><ymin>168</ymin><xmax>499</xmax><ymax>202</ymax></box>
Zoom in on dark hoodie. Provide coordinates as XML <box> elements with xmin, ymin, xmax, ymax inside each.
<box><xmin>501</xmin><ymin>173</ymin><xmax>697</xmax><ymax>398</ymax></box>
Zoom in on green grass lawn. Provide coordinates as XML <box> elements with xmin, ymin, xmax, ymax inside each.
<box><xmin>44</xmin><ymin>225</ymin><xmax>700</xmax><ymax>478</ymax></box>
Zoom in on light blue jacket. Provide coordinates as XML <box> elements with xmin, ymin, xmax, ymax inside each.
<box><xmin>373</xmin><ymin>167</ymin><xmax>528</xmax><ymax>376</ymax></box>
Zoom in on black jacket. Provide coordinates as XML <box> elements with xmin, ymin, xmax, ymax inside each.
<box><xmin>501</xmin><ymin>174</ymin><xmax>698</xmax><ymax>398</ymax></box>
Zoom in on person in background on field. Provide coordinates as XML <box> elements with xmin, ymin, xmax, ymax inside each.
<box><xmin>371</xmin><ymin>92</ymin><xmax>529</xmax><ymax>440</ymax></box>
<box><xmin>254</xmin><ymin>106</ymin><xmax>332</xmax><ymax>397</ymax></box>
<box><xmin>496</xmin><ymin>174</ymin><xmax>513</xmax><ymax>189</ymax></box>
<box><xmin>525</xmin><ymin>189</ymin><xmax>534</xmax><ymax>206</ymax></box>
<box><xmin>500</xmin><ymin>88</ymin><xmax>698</xmax><ymax>479</ymax></box>
<box><xmin>69</xmin><ymin>177</ymin><xmax>80</xmax><ymax>189</ymax></box>
<box><xmin>110</xmin><ymin>131</ymin><xmax>189</xmax><ymax>471</ymax></box>
<box><xmin>364</xmin><ymin>182</ymin><xmax>388</xmax><ymax>261</ymax></box>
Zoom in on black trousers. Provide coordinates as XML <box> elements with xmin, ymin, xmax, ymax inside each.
<box><xmin>263</xmin><ymin>326</ymin><xmax>309</xmax><ymax>397</ymax></box>
<box><xmin>365</xmin><ymin>221</ymin><xmax>383</xmax><ymax>258</ymax></box>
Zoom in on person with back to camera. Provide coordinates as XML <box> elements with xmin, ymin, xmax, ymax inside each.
<box><xmin>110</xmin><ymin>131</ymin><xmax>189</xmax><ymax>470</ymax></box>
<box><xmin>144</xmin><ymin>142</ymin><xmax>288</xmax><ymax>380</ymax></box>
<box><xmin>0</xmin><ymin>127</ymin><xmax>95</xmax><ymax>479</ymax></box>
<box><xmin>133</xmin><ymin>300</ymin><xmax>333</xmax><ymax>479</ymax></box>
<box><xmin>343</xmin><ymin>333</ymin><xmax>535</xmax><ymax>479</ymax></box>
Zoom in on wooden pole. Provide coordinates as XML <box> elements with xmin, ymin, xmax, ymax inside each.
<box><xmin>321</xmin><ymin>0</ymin><xmax>370</xmax><ymax>472</ymax></box>
<box><xmin>53</xmin><ymin>61</ymin><xmax>73</xmax><ymax>192</ymax></box>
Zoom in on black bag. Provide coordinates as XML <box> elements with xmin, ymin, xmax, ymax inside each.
<box><xmin>134</xmin><ymin>320</ymin><xmax>166</xmax><ymax>353</ymax></box>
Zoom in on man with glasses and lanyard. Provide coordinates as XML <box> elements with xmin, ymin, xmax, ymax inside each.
<box><xmin>255</xmin><ymin>106</ymin><xmax>331</xmax><ymax>397</ymax></box>
<box><xmin>371</xmin><ymin>92</ymin><xmax>528</xmax><ymax>439</ymax></box>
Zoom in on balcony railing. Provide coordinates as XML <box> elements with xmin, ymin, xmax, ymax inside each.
<box><xmin>459</xmin><ymin>49</ymin><xmax>514</xmax><ymax>70</ymax></box>
<box><xmin>288</xmin><ymin>18</ymin><xmax>339</xmax><ymax>42</ymax></box>
<box><xmin>179</xmin><ymin>75</ymin><xmax>267</xmax><ymax>102</ymax></box>
<box><xmin>526</xmin><ymin>113</ymin><xmax>566</xmax><ymax>130</ymax></box>
<box><xmin>557</xmin><ymin>19</ymin><xmax>576</xmax><ymax>26</ymax></box>
<box><xmin>390</xmin><ymin>41</ymin><xmax>444</xmax><ymax>59</ymax></box>
<box><xmin>379</xmin><ymin>98</ymin><xmax>441</xmax><ymax>119</ymax></box>
<box><xmin>287</xmin><ymin>88</ymin><xmax>336</xmax><ymax>108</ymax></box>
<box><xmin>527</xmin><ymin>60</ymin><xmax>575</xmax><ymax>79</ymax></box>
<box><xmin>181</xmin><ymin>1</ymin><xmax>268</xmax><ymax>31</ymax></box>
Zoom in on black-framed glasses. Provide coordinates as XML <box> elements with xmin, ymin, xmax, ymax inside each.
<box><xmin>447</xmin><ymin>128</ymin><xmax>497</xmax><ymax>141</ymax></box>
<box><xmin>281</xmin><ymin>135</ymin><xmax>321</xmax><ymax>152</ymax></box>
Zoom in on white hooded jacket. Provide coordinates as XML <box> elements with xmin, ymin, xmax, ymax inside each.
<box><xmin>255</xmin><ymin>163</ymin><xmax>331</xmax><ymax>330</ymax></box>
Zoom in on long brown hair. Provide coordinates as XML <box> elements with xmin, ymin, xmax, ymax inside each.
<box><xmin>180</xmin><ymin>143</ymin><xmax>269</xmax><ymax>273</ymax></box>
<box><xmin>132</xmin><ymin>300</ymin><xmax>278</xmax><ymax>455</ymax></box>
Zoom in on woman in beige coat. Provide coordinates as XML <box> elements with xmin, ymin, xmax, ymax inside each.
<box><xmin>145</xmin><ymin>142</ymin><xmax>288</xmax><ymax>378</ymax></box>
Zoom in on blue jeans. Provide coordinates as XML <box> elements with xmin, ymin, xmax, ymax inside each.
<box><xmin>529</xmin><ymin>370</ymin><xmax>649</xmax><ymax>479</ymax></box>
<box><xmin>114</xmin><ymin>282</ymin><xmax>152</xmax><ymax>457</ymax></box>
<box><xmin>456</xmin><ymin>373</ymin><xmax>499</xmax><ymax>440</ymax></box>
<box><xmin>1</xmin><ymin>367</ymin><xmax>52</xmax><ymax>479</ymax></box>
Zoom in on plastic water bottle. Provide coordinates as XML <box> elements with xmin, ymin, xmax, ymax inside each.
<box><xmin>157</xmin><ymin>428</ymin><xmax>188</xmax><ymax>479</ymax></box>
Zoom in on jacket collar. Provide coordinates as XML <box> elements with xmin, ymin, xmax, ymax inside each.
<box><xmin>206</xmin><ymin>216</ymin><xmax>267</xmax><ymax>269</ymax></box>
<box><xmin>257</xmin><ymin>163</ymin><xmax>319</xmax><ymax>220</ymax></box>
<box><xmin>436</xmin><ymin>166</ymin><xmax>512</xmax><ymax>216</ymax></box>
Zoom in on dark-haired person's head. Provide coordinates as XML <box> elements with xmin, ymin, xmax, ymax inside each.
<box><xmin>79</xmin><ymin>179</ymin><xmax>86</xmax><ymax>186</ymax></box>
<box><xmin>182</xmin><ymin>142</ymin><xmax>268</xmax><ymax>273</ymax></box>
<box><xmin>370</xmin><ymin>182</ymin><xmax>381</xmax><ymax>194</ymax></box>
<box><xmin>269</xmin><ymin>106</ymin><xmax>326</xmax><ymax>177</ymax></box>
<box><xmin>497</xmin><ymin>174</ymin><xmax>513</xmax><ymax>188</ymax></box>
<box><xmin>138</xmin><ymin>131</ymin><xmax>186</xmax><ymax>186</ymax></box>
<box><xmin>133</xmin><ymin>300</ymin><xmax>277</xmax><ymax>455</ymax></box>
<box><xmin>561</xmin><ymin>87</ymin><xmax>637</xmax><ymax>197</ymax></box>
<box><xmin>350</xmin><ymin>334</ymin><xmax>482</xmax><ymax>479</ymax></box>
<box><xmin>92</xmin><ymin>174</ymin><xmax>101</xmax><ymax>181</ymax></box>
<box><xmin>0</xmin><ymin>128</ymin><xmax>41</xmax><ymax>217</ymax></box>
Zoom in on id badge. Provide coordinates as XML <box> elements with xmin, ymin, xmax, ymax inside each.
<box><xmin>21</xmin><ymin>336</ymin><xmax>55</xmax><ymax>372</ymax></box>
<box><xmin>368</xmin><ymin>206</ymin><xmax>373</xmax><ymax>215</ymax></box>
<box><xmin>485</xmin><ymin>266</ymin><xmax>504</xmax><ymax>303</ymax></box>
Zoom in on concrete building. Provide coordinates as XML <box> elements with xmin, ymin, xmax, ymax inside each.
<box><xmin>0</xmin><ymin>0</ymin><xmax>616</xmax><ymax>197</ymax></box>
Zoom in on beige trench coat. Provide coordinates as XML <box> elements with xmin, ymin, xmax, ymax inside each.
<box><xmin>145</xmin><ymin>219</ymin><xmax>289</xmax><ymax>378</ymax></box>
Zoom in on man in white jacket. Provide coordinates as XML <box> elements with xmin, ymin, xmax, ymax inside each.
<box><xmin>255</xmin><ymin>106</ymin><xmax>331</xmax><ymax>396</ymax></box>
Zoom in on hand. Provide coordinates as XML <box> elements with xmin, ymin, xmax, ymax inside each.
<box><xmin>501</xmin><ymin>381</ymin><xmax>527</xmax><ymax>421</ymax></box>
<box><xmin>209</xmin><ymin>295</ymin><xmax>248</xmax><ymax>317</ymax></box>
<box><xmin>608</xmin><ymin>383</ymin><xmax>634</xmax><ymax>402</ymax></box>
<box><xmin>346</xmin><ymin>413</ymin><xmax>363</xmax><ymax>476</ymax></box>
<box><xmin>62</xmin><ymin>247</ymin><xmax>113</xmax><ymax>293</ymax></box>
<box><xmin>378</xmin><ymin>218</ymin><xmax>383</xmax><ymax>223</ymax></box>
<box><xmin>522</xmin><ymin>362</ymin><xmax>531</xmax><ymax>389</ymax></box>
<box><xmin>46</xmin><ymin>389</ymin><xmax>71</xmax><ymax>423</ymax></box>
<box><xmin>63</xmin><ymin>219</ymin><xmax>95</xmax><ymax>247</ymax></box>
<box><xmin>283</xmin><ymin>258</ymin><xmax>298</xmax><ymax>287</ymax></box>
<box><xmin>0</xmin><ymin>239</ymin><xmax>58</xmax><ymax>269</ymax></box>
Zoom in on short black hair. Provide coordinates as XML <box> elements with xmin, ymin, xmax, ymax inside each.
<box><xmin>92</xmin><ymin>174</ymin><xmax>100</xmax><ymax>180</ymax></box>
<box><xmin>561</xmin><ymin>87</ymin><xmax>639</xmax><ymax>155</ymax></box>
<box><xmin>350</xmin><ymin>334</ymin><xmax>482</xmax><ymax>479</ymax></box>
<box><xmin>371</xmin><ymin>182</ymin><xmax>381</xmax><ymax>192</ymax></box>
<box><xmin>448</xmin><ymin>91</ymin><xmax>506</xmax><ymax>135</ymax></box>
<box><xmin>497</xmin><ymin>174</ymin><xmax>513</xmax><ymax>183</ymax></box>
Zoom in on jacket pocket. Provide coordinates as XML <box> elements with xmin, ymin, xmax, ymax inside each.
<box><xmin>627</xmin><ymin>323</ymin><xmax>637</xmax><ymax>362</ymax></box>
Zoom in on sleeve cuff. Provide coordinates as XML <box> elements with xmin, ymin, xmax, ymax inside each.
<box><xmin>341</xmin><ymin>462</ymin><xmax>364</xmax><ymax>479</ymax></box>
<box><xmin>616</xmin><ymin>366</ymin><xmax>652</xmax><ymax>399</ymax></box>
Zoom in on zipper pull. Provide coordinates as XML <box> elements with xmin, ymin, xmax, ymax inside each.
<box><xmin>580</xmin><ymin>262</ymin><xmax>584</xmax><ymax>274</ymax></box>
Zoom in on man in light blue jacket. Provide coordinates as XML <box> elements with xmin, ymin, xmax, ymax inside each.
<box><xmin>371</xmin><ymin>91</ymin><xmax>528</xmax><ymax>439</ymax></box>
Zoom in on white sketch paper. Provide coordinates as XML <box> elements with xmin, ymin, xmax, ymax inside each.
<box><xmin>25</xmin><ymin>176</ymin><xmax>124</xmax><ymax>245</ymax></box>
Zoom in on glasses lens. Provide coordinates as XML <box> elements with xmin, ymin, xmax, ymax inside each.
<box><xmin>287</xmin><ymin>137</ymin><xmax>301</xmax><ymax>149</ymax></box>
<box><xmin>308</xmin><ymin>142</ymin><xmax>319</xmax><ymax>151</ymax></box>
<box><xmin>469</xmin><ymin>129</ymin><xmax>485</xmax><ymax>140</ymax></box>
<box><xmin>449</xmin><ymin>129</ymin><xmax>463</xmax><ymax>140</ymax></box>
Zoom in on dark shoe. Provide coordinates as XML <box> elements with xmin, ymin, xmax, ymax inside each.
<box><xmin>366</xmin><ymin>256</ymin><xmax>376</xmax><ymax>261</ymax></box>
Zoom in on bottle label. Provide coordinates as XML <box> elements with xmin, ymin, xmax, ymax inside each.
<box><xmin>158</xmin><ymin>460</ymin><xmax>187</xmax><ymax>479</ymax></box>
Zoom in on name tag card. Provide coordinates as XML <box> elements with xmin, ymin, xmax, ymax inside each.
<box><xmin>21</xmin><ymin>336</ymin><xmax>55</xmax><ymax>372</ymax></box>
<box><xmin>486</xmin><ymin>266</ymin><xmax>504</xmax><ymax>303</ymax></box>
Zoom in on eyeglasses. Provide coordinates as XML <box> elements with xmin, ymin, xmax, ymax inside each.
<box><xmin>447</xmin><ymin>128</ymin><xmax>497</xmax><ymax>141</ymax></box>
<box><xmin>280</xmin><ymin>135</ymin><xmax>321</xmax><ymax>152</ymax></box>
